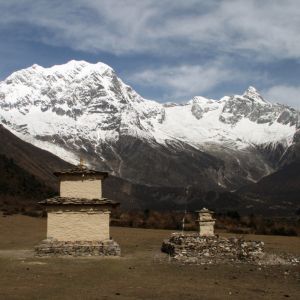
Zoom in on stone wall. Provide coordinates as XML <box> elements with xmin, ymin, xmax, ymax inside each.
<box><xmin>47</xmin><ymin>209</ymin><xmax>110</xmax><ymax>241</ymax></box>
<box><xmin>161</xmin><ymin>233</ymin><xmax>264</xmax><ymax>264</ymax></box>
<box><xmin>35</xmin><ymin>239</ymin><xmax>121</xmax><ymax>256</ymax></box>
<box><xmin>60</xmin><ymin>176</ymin><xmax>102</xmax><ymax>199</ymax></box>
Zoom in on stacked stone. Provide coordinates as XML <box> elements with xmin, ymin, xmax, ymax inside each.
<box><xmin>161</xmin><ymin>233</ymin><xmax>264</xmax><ymax>264</ymax></box>
<box><xmin>35</xmin><ymin>239</ymin><xmax>121</xmax><ymax>257</ymax></box>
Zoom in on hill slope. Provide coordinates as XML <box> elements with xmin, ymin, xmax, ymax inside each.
<box><xmin>238</xmin><ymin>137</ymin><xmax>300</xmax><ymax>213</ymax></box>
<box><xmin>0</xmin><ymin>125</ymin><xmax>71</xmax><ymax>189</ymax></box>
<box><xmin>243</xmin><ymin>162</ymin><xmax>300</xmax><ymax>200</ymax></box>
<box><xmin>0</xmin><ymin>154</ymin><xmax>54</xmax><ymax>200</ymax></box>
<box><xmin>0</xmin><ymin>125</ymin><xmax>71</xmax><ymax>212</ymax></box>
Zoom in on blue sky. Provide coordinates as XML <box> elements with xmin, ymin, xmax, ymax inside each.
<box><xmin>0</xmin><ymin>0</ymin><xmax>299</xmax><ymax>108</ymax></box>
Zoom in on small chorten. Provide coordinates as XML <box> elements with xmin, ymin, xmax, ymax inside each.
<box><xmin>196</xmin><ymin>208</ymin><xmax>215</xmax><ymax>237</ymax></box>
<box><xmin>35</xmin><ymin>159</ymin><xmax>120</xmax><ymax>256</ymax></box>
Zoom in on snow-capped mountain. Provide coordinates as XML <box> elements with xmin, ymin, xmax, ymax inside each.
<box><xmin>0</xmin><ymin>60</ymin><xmax>299</xmax><ymax>190</ymax></box>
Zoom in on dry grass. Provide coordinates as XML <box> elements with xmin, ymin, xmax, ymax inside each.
<box><xmin>0</xmin><ymin>214</ymin><xmax>299</xmax><ymax>300</ymax></box>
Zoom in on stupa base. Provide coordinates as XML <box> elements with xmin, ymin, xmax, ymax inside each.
<box><xmin>35</xmin><ymin>239</ymin><xmax>121</xmax><ymax>257</ymax></box>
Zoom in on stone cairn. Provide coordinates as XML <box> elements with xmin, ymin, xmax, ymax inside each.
<box><xmin>161</xmin><ymin>208</ymin><xmax>264</xmax><ymax>264</ymax></box>
<box><xmin>35</xmin><ymin>239</ymin><xmax>121</xmax><ymax>257</ymax></box>
<box><xmin>161</xmin><ymin>233</ymin><xmax>264</xmax><ymax>264</ymax></box>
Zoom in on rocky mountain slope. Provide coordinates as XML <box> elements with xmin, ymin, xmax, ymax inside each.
<box><xmin>239</xmin><ymin>161</ymin><xmax>300</xmax><ymax>207</ymax></box>
<box><xmin>0</xmin><ymin>60</ymin><xmax>299</xmax><ymax>193</ymax></box>
<box><xmin>0</xmin><ymin>125</ymin><xmax>68</xmax><ymax>213</ymax></box>
<box><xmin>238</xmin><ymin>132</ymin><xmax>300</xmax><ymax>212</ymax></box>
<box><xmin>0</xmin><ymin>125</ymin><xmax>206</xmax><ymax>213</ymax></box>
<box><xmin>0</xmin><ymin>153</ymin><xmax>54</xmax><ymax>204</ymax></box>
<box><xmin>0</xmin><ymin>99</ymin><xmax>298</xmax><ymax>215</ymax></box>
<box><xmin>0</xmin><ymin>125</ymin><xmax>71</xmax><ymax>189</ymax></box>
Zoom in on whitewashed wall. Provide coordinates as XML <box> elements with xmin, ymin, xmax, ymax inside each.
<box><xmin>60</xmin><ymin>178</ymin><xmax>102</xmax><ymax>199</ymax></box>
<box><xmin>47</xmin><ymin>210</ymin><xmax>110</xmax><ymax>241</ymax></box>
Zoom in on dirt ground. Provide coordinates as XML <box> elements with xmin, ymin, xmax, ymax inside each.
<box><xmin>0</xmin><ymin>214</ymin><xmax>299</xmax><ymax>300</ymax></box>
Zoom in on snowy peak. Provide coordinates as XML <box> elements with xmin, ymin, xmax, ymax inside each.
<box><xmin>1</xmin><ymin>60</ymin><xmax>115</xmax><ymax>108</ymax></box>
<box><xmin>242</xmin><ymin>86</ymin><xmax>266</xmax><ymax>104</ymax></box>
<box><xmin>189</xmin><ymin>96</ymin><xmax>219</xmax><ymax>120</ymax></box>
<box><xmin>186</xmin><ymin>86</ymin><xmax>298</xmax><ymax>131</ymax></box>
<box><xmin>0</xmin><ymin>60</ymin><xmax>165</xmax><ymax>145</ymax></box>
<box><xmin>0</xmin><ymin>60</ymin><xmax>161</xmax><ymax>113</ymax></box>
<box><xmin>3</xmin><ymin>60</ymin><xmax>113</xmax><ymax>89</ymax></box>
<box><xmin>26</xmin><ymin>60</ymin><xmax>112</xmax><ymax>77</ymax></box>
<box><xmin>0</xmin><ymin>60</ymin><xmax>298</xmax><ymax>152</ymax></box>
<box><xmin>218</xmin><ymin>86</ymin><xmax>299</xmax><ymax>127</ymax></box>
<box><xmin>0</xmin><ymin>60</ymin><xmax>299</xmax><ymax>191</ymax></box>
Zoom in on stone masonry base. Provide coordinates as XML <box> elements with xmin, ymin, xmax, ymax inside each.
<box><xmin>35</xmin><ymin>239</ymin><xmax>121</xmax><ymax>257</ymax></box>
<box><xmin>161</xmin><ymin>233</ymin><xmax>264</xmax><ymax>264</ymax></box>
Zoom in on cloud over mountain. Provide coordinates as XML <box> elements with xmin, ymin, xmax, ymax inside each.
<box><xmin>0</xmin><ymin>1</ymin><xmax>299</xmax><ymax>106</ymax></box>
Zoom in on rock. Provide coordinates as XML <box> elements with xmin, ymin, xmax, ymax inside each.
<box><xmin>162</xmin><ymin>233</ymin><xmax>300</xmax><ymax>265</ymax></box>
<box><xmin>34</xmin><ymin>239</ymin><xmax>121</xmax><ymax>257</ymax></box>
<box><xmin>161</xmin><ymin>233</ymin><xmax>265</xmax><ymax>264</ymax></box>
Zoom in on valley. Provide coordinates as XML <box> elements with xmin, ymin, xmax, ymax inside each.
<box><xmin>0</xmin><ymin>214</ymin><xmax>299</xmax><ymax>300</ymax></box>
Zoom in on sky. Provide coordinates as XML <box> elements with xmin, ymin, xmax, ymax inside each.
<box><xmin>0</xmin><ymin>0</ymin><xmax>299</xmax><ymax>108</ymax></box>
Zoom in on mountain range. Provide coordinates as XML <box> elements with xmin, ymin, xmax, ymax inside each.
<box><xmin>0</xmin><ymin>60</ymin><xmax>299</xmax><ymax>215</ymax></box>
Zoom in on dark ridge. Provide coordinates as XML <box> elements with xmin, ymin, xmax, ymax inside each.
<box><xmin>0</xmin><ymin>154</ymin><xmax>54</xmax><ymax>199</ymax></box>
<box><xmin>0</xmin><ymin>124</ymin><xmax>71</xmax><ymax>189</ymax></box>
<box><xmin>238</xmin><ymin>161</ymin><xmax>300</xmax><ymax>202</ymax></box>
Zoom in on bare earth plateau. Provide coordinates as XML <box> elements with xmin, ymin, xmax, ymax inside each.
<box><xmin>0</xmin><ymin>214</ymin><xmax>299</xmax><ymax>300</ymax></box>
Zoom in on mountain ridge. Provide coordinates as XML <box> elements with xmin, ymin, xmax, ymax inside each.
<box><xmin>0</xmin><ymin>60</ymin><xmax>298</xmax><ymax>193</ymax></box>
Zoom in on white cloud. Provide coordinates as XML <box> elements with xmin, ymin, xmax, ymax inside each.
<box><xmin>0</xmin><ymin>0</ymin><xmax>300</xmax><ymax>60</ymax></box>
<box><xmin>1</xmin><ymin>0</ymin><xmax>300</xmax><ymax>106</ymax></box>
<box><xmin>263</xmin><ymin>85</ymin><xmax>300</xmax><ymax>109</ymax></box>
<box><xmin>128</xmin><ymin>60</ymin><xmax>244</xmax><ymax>101</ymax></box>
